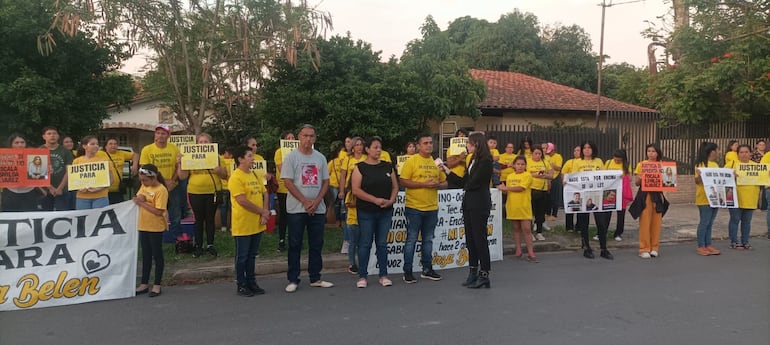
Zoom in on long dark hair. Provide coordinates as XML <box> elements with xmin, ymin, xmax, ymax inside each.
<box><xmin>696</xmin><ymin>142</ymin><xmax>718</xmax><ymax>167</ymax></box>
<box><xmin>139</xmin><ymin>163</ymin><xmax>166</xmax><ymax>186</ymax></box>
<box><xmin>645</xmin><ymin>143</ymin><xmax>663</xmax><ymax>162</ymax></box>
<box><xmin>580</xmin><ymin>140</ymin><xmax>598</xmax><ymax>160</ymax></box>
<box><xmin>515</xmin><ymin>137</ymin><xmax>533</xmax><ymax>156</ymax></box>
<box><xmin>7</xmin><ymin>133</ymin><xmax>26</xmax><ymax>147</ymax></box>
<box><xmin>727</xmin><ymin>140</ymin><xmax>739</xmax><ymax>152</ymax></box>
<box><xmin>612</xmin><ymin>149</ymin><xmax>629</xmax><ymax>175</ymax></box>
<box><xmin>468</xmin><ymin>132</ymin><xmax>491</xmax><ymax>163</ymax></box>
<box><xmin>77</xmin><ymin>135</ymin><xmax>97</xmax><ymax>157</ymax></box>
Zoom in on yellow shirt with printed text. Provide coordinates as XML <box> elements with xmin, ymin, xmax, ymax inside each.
<box><xmin>136</xmin><ymin>184</ymin><xmax>168</xmax><ymax>232</ymax></box>
<box><xmin>526</xmin><ymin>157</ymin><xmax>551</xmax><ymax>191</ymax></box>
<box><xmin>505</xmin><ymin>171</ymin><xmax>532</xmax><ymax>220</ymax></box>
<box><xmin>139</xmin><ymin>143</ymin><xmax>180</xmax><ymax>182</ymax></box>
<box><xmin>229</xmin><ymin>168</ymin><xmax>267</xmax><ymax>236</ymax></box>
<box><xmin>572</xmin><ymin>158</ymin><xmax>604</xmax><ymax>172</ymax></box>
<box><xmin>401</xmin><ymin>154</ymin><xmax>446</xmax><ymax>211</ymax></box>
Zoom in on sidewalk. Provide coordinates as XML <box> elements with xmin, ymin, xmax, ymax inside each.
<box><xmin>170</xmin><ymin>204</ymin><xmax>769</xmax><ymax>284</ymax></box>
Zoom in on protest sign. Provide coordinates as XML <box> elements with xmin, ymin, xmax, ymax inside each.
<box><xmin>365</xmin><ymin>189</ymin><xmax>503</xmax><ymax>275</ymax></box>
<box><xmin>252</xmin><ymin>160</ymin><xmax>267</xmax><ymax>183</ymax></box>
<box><xmin>0</xmin><ymin>202</ymin><xmax>138</xmax><ymax>311</ymax></box>
<box><xmin>168</xmin><ymin>135</ymin><xmax>195</xmax><ymax>148</ymax></box>
<box><xmin>280</xmin><ymin>140</ymin><xmax>300</xmax><ymax>158</ymax></box>
<box><xmin>448</xmin><ymin>137</ymin><xmax>468</xmax><ymax>156</ymax></box>
<box><xmin>0</xmin><ymin>148</ymin><xmax>51</xmax><ymax>188</ymax></box>
<box><xmin>67</xmin><ymin>161</ymin><xmax>110</xmax><ymax>191</ymax></box>
<box><xmin>396</xmin><ymin>155</ymin><xmax>411</xmax><ymax>175</ymax></box>
<box><xmin>640</xmin><ymin>161</ymin><xmax>678</xmax><ymax>192</ymax></box>
<box><xmin>735</xmin><ymin>163</ymin><xmax>770</xmax><ymax>186</ymax></box>
<box><xmin>563</xmin><ymin>170</ymin><xmax>624</xmax><ymax>213</ymax></box>
<box><xmin>180</xmin><ymin>143</ymin><xmax>219</xmax><ymax>170</ymax></box>
<box><xmin>698</xmin><ymin>167</ymin><xmax>739</xmax><ymax>208</ymax></box>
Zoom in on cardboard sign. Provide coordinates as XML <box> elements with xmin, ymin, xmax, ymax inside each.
<box><xmin>698</xmin><ymin>167</ymin><xmax>739</xmax><ymax>208</ymax></box>
<box><xmin>67</xmin><ymin>161</ymin><xmax>110</xmax><ymax>191</ymax></box>
<box><xmin>0</xmin><ymin>148</ymin><xmax>51</xmax><ymax>188</ymax></box>
<box><xmin>168</xmin><ymin>135</ymin><xmax>195</xmax><ymax>148</ymax></box>
<box><xmin>280</xmin><ymin>140</ymin><xmax>300</xmax><ymax>158</ymax></box>
<box><xmin>396</xmin><ymin>155</ymin><xmax>411</xmax><ymax>175</ymax></box>
<box><xmin>735</xmin><ymin>163</ymin><xmax>770</xmax><ymax>186</ymax></box>
<box><xmin>180</xmin><ymin>144</ymin><xmax>219</xmax><ymax>170</ymax></box>
<box><xmin>640</xmin><ymin>161</ymin><xmax>678</xmax><ymax>192</ymax></box>
<box><xmin>563</xmin><ymin>170</ymin><xmax>624</xmax><ymax>213</ymax></box>
<box><xmin>252</xmin><ymin>159</ymin><xmax>267</xmax><ymax>183</ymax></box>
<box><xmin>448</xmin><ymin>137</ymin><xmax>468</xmax><ymax>156</ymax></box>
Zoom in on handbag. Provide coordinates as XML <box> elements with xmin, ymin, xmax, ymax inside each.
<box><xmin>207</xmin><ymin>169</ymin><xmax>224</xmax><ymax>207</ymax></box>
<box><xmin>104</xmin><ymin>151</ymin><xmax>127</xmax><ymax>193</ymax></box>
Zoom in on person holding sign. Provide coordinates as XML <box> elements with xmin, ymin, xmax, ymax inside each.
<box><xmin>133</xmin><ymin>164</ymin><xmax>169</xmax><ymax>298</ymax></box>
<box><xmin>351</xmin><ymin>137</ymin><xmax>399</xmax><ymax>288</ymax></box>
<box><xmin>694</xmin><ymin>142</ymin><xmax>721</xmax><ymax>256</ymax></box>
<box><xmin>229</xmin><ymin>145</ymin><xmax>271</xmax><ymax>297</ymax></box>
<box><xmin>445</xmin><ymin>128</ymin><xmax>469</xmax><ymax>189</ymax></box>
<box><xmin>178</xmin><ymin>133</ymin><xmax>227</xmax><ymax>258</ymax></box>
<box><xmin>140</xmin><ymin>124</ymin><xmax>181</xmax><ymax>237</ymax></box>
<box><xmin>630</xmin><ymin>144</ymin><xmax>667</xmax><ymax>259</ymax></box>
<box><xmin>400</xmin><ymin>133</ymin><xmax>448</xmax><ymax>283</ymax></box>
<box><xmin>499</xmin><ymin>155</ymin><xmax>537</xmax><ymax>262</ymax></box>
<box><xmin>570</xmin><ymin>141</ymin><xmax>613</xmax><ymax>260</ymax></box>
<box><xmin>72</xmin><ymin>136</ymin><xmax>111</xmax><ymax>210</ymax></box>
<box><xmin>282</xmin><ymin>125</ymin><xmax>333</xmax><ymax>293</ymax></box>
<box><xmin>762</xmin><ymin>150</ymin><xmax>770</xmax><ymax>239</ymax></box>
<box><xmin>274</xmin><ymin>130</ymin><xmax>296</xmax><ymax>252</ymax></box>
<box><xmin>726</xmin><ymin>144</ymin><xmax>760</xmax><ymax>250</ymax></box>
<box><xmin>1</xmin><ymin>134</ymin><xmax>44</xmax><ymax>211</ymax></box>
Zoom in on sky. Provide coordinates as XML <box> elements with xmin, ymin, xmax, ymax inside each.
<box><xmin>120</xmin><ymin>0</ymin><xmax>671</xmax><ymax>75</ymax></box>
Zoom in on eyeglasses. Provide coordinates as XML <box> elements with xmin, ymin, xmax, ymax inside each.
<box><xmin>139</xmin><ymin>168</ymin><xmax>156</xmax><ymax>177</ymax></box>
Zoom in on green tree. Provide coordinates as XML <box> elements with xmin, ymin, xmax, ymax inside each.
<box><xmin>602</xmin><ymin>63</ymin><xmax>652</xmax><ymax>107</ymax></box>
<box><xmin>648</xmin><ymin>0</ymin><xmax>770</xmax><ymax>124</ymax></box>
<box><xmin>541</xmin><ymin>24</ymin><xmax>598</xmax><ymax>93</ymax></box>
<box><xmin>0</xmin><ymin>0</ymin><xmax>135</xmax><ymax>144</ymax></box>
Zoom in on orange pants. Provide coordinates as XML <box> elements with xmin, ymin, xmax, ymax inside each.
<box><xmin>638</xmin><ymin>194</ymin><xmax>663</xmax><ymax>253</ymax></box>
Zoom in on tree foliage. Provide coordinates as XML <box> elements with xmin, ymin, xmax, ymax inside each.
<box><xmin>0</xmin><ymin>0</ymin><xmax>135</xmax><ymax>144</ymax></box>
<box><xmin>602</xmin><ymin>63</ymin><xmax>652</xmax><ymax>108</ymax></box>
<box><xmin>648</xmin><ymin>0</ymin><xmax>770</xmax><ymax>124</ymax></box>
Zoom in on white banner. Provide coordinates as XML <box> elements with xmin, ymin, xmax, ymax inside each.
<box><xmin>563</xmin><ymin>170</ymin><xmax>624</xmax><ymax>214</ymax></box>
<box><xmin>0</xmin><ymin>202</ymin><xmax>138</xmax><ymax>311</ymax></box>
<box><xmin>366</xmin><ymin>189</ymin><xmax>503</xmax><ymax>275</ymax></box>
<box><xmin>698</xmin><ymin>167</ymin><xmax>739</xmax><ymax>208</ymax></box>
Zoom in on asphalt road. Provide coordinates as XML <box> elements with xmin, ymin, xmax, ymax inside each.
<box><xmin>1</xmin><ymin>241</ymin><xmax>768</xmax><ymax>345</ymax></box>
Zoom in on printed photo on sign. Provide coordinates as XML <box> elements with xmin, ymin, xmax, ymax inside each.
<box><xmin>0</xmin><ymin>148</ymin><xmax>50</xmax><ymax>188</ymax></box>
<box><xmin>301</xmin><ymin>164</ymin><xmax>318</xmax><ymax>185</ymax></box>
<box><xmin>699</xmin><ymin>167</ymin><xmax>739</xmax><ymax>208</ymax></box>
<box><xmin>26</xmin><ymin>155</ymin><xmax>48</xmax><ymax>180</ymax></box>
<box><xmin>566</xmin><ymin>192</ymin><xmax>583</xmax><ymax>212</ymax></box>
<box><xmin>584</xmin><ymin>191</ymin><xmax>601</xmax><ymax>211</ymax></box>
<box><xmin>602</xmin><ymin>189</ymin><xmax>618</xmax><ymax>210</ymax></box>
<box><xmin>563</xmin><ymin>170</ymin><xmax>624</xmax><ymax>213</ymax></box>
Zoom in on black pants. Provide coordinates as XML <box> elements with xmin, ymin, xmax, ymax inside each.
<box><xmin>1</xmin><ymin>189</ymin><xmax>40</xmax><ymax>212</ymax></box>
<box><xmin>277</xmin><ymin>193</ymin><xmax>288</xmax><ymax>243</ymax></box>
<box><xmin>464</xmin><ymin>207</ymin><xmax>491</xmax><ymax>271</ymax></box>
<box><xmin>549</xmin><ymin>177</ymin><xmax>563</xmax><ymax>217</ymax></box>
<box><xmin>612</xmin><ymin>209</ymin><xmax>626</xmax><ymax>237</ymax></box>
<box><xmin>189</xmin><ymin>193</ymin><xmax>216</xmax><ymax>248</ymax></box>
<box><xmin>139</xmin><ymin>231</ymin><xmax>164</xmax><ymax>285</ymax></box>
<box><xmin>108</xmin><ymin>192</ymin><xmax>124</xmax><ymax>205</ymax></box>
<box><xmin>577</xmin><ymin>212</ymin><xmax>610</xmax><ymax>250</ymax></box>
<box><xmin>531</xmin><ymin>190</ymin><xmax>549</xmax><ymax>233</ymax></box>
<box><xmin>566</xmin><ymin>213</ymin><xmax>575</xmax><ymax>230</ymax></box>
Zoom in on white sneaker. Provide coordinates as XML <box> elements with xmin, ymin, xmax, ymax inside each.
<box><xmin>310</xmin><ymin>280</ymin><xmax>334</xmax><ymax>288</ymax></box>
<box><xmin>531</xmin><ymin>234</ymin><xmax>536</xmax><ymax>242</ymax></box>
<box><xmin>285</xmin><ymin>282</ymin><xmax>298</xmax><ymax>293</ymax></box>
<box><xmin>536</xmin><ymin>233</ymin><xmax>545</xmax><ymax>241</ymax></box>
<box><xmin>541</xmin><ymin>224</ymin><xmax>551</xmax><ymax>231</ymax></box>
<box><xmin>639</xmin><ymin>252</ymin><xmax>651</xmax><ymax>259</ymax></box>
<box><xmin>650</xmin><ymin>250</ymin><xmax>659</xmax><ymax>257</ymax></box>
<box><xmin>592</xmin><ymin>235</ymin><xmax>599</xmax><ymax>241</ymax></box>
<box><xmin>614</xmin><ymin>236</ymin><xmax>622</xmax><ymax>242</ymax></box>
<box><xmin>340</xmin><ymin>241</ymin><xmax>349</xmax><ymax>254</ymax></box>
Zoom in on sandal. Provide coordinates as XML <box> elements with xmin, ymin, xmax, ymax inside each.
<box><xmin>514</xmin><ymin>251</ymin><xmax>523</xmax><ymax>259</ymax></box>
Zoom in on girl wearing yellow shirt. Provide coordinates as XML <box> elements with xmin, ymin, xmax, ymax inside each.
<box><xmin>498</xmin><ymin>143</ymin><xmax>517</xmax><ymax>185</ymax></box>
<box><xmin>724</xmin><ymin>140</ymin><xmax>739</xmax><ymax>167</ymax></box>
<box><xmin>498</xmin><ymin>156</ymin><xmax>536</xmax><ymax>262</ymax></box>
<box><xmin>133</xmin><ymin>164</ymin><xmax>168</xmax><ymax>297</ymax></box>
<box><xmin>178</xmin><ymin>133</ymin><xmax>228</xmax><ymax>258</ymax></box>
<box><xmin>561</xmin><ymin>145</ymin><xmax>581</xmax><ymax>232</ymax></box>
<box><xmin>694</xmin><ymin>142</ymin><xmax>721</xmax><ymax>256</ymax></box>
<box><xmin>73</xmin><ymin>136</ymin><xmax>112</xmax><ymax>210</ymax></box>
<box><xmin>726</xmin><ymin>144</ymin><xmax>761</xmax><ymax>250</ymax></box>
<box><xmin>527</xmin><ymin>147</ymin><xmax>553</xmax><ymax>241</ymax></box>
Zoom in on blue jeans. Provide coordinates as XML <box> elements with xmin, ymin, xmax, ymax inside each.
<box><xmin>357</xmin><ymin>208</ymin><xmax>392</xmax><ymax>278</ymax></box>
<box><xmin>167</xmin><ymin>184</ymin><xmax>183</xmax><ymax>237</ymax></box>
<box><xmin>219</xmin><ymin>190</ymin><xmax>231</xmax><ymax>229</ymax></box>
<box><xmin>347</xmin><ymin>223</ymin><xmax>359</xmax><ymax>266</ymax></box>
<box><xmin>234</xmin><ymin>233</ymin><xmax>262</xmax><ymax>287</ymax></box>
<box><xmin>76</xmin><ymin>197</ymin><xmax>109</xmax><ymax>210</ymax></box>
<box><xmin>41</xmin><ymin>190</ymin><xmax>73</xmax><ymax>211</ymax></box>
<box><xmin>766</xmin><ymin>189</ymin><xmax>770</xmax><ymax>236</ymax></box>
<box><xmin>287</xmin><ymin>213</ymin><xmax>325</xmax><ymax>284</ymax></box>
<box><xmin>728</xmin><ymin>208</ymin><xmax>753</xmax><ymax>245</ymax></box>
<box><xmin>696</xmin><ymin>206</ymin><xmax>718</xmax><ymax>247</ymax></box>
<box><xmin>403</xmin><ymin>207</ymin><xmax>438</xmax><ymax>273</ymax></box>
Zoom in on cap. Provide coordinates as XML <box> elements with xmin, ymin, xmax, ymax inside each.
<box><xmin>155</xmin><ymin>124</ymin><xmax>171</xmax><ymax>134</ymax></box>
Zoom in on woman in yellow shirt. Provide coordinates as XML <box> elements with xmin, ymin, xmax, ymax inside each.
<box><xmin>73</xmin><ymin>136</ymin><xmax>112</xmax><ymax>209</ymax></box>
<box><xmin>498</xmin><ymin>156</ymin><xmax>536</xmax><ymax>262</ymax></box>
<box><xmin>570</xmin><ymin>141</ymin><xmax>613</xmax><ymax>260</ymax></box>
<box><xmin>103</xmin><ymin>138</ymin><xmax>139</xmax><ymax>204</ymax></box>
<box><xmin>724</xmin><ymin>140</ymin><xmax>739</xmax><ymax>167</ymax></box>
<box><xmin>727</xmin><ymin>144</ymin><xmax>761</xmax><ymax>250</ymax></box>
<box><xmin>338</xmin><ymin>136</ymin><xmax>366</xmax><ymax>273</ymax></box>
<box><xmin>498</xmin><ymin>142</ymin><xmax>517</xmax><ymax>185</ymax></box>
<box><xmin>274</xmin><ymin>130</ymin><xmax>295</xmax><ymax>251</ymax></box>
<box><xmin>561</xmin><ymin>145</ymin><xmax>581</xmax><ymax>231</ymax></box>
<box><xmin>178</xmin><ymin>133</ymin><xmax>227</xmax><ymax>258</ymax></box>
<box><xmin>694</xmin><ymin>142</ymin><xmax>721</xmax><ymax>256</ymax></box>
<box><xmin>133</xmin><ymin>164</ymin><xmax>168</xmax><ymax>297</ymax></box>
<box><xmin>528</xmin><ymin>147</ymin><xmax>553</xmax><ymax>241</ymax></box>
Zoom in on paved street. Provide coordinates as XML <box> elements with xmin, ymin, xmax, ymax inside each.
<box><xmin>1</xmin><ymin>241</ymin><xmax>768</xmax><ymax>345</ymax></box>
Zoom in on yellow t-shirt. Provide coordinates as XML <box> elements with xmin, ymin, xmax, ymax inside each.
<box><xmin>328</xmin><ymin>160</ymin><xmax>339</xmax><ymax>188</ymax></box>
<box><xmin>505</xmin><ymin>171</ymin><xmax>532</xmax><ymax>220</ymax></box>
<box><xmin>695</xmin><ymin>161</ymin><xmax>719</xmax><ymax>206</ymax></box>
<box><xmin>221</xmin><ymin>157</ymin><xmax>234</xmax><ymax>191</ymax></box>
<box><xmin>604</xmin><ymin>159</ymin><xmax>631</xmax><ymax>174</ymax></box>
<box><xmin>725</xmin><ymin>151</ymin><xmax>738</xmax><ymax>168</ymax></box>
<box><xmin>73</xmin><ymin>154</ymin><xmax>110</xmax><ymax>199</ymax></box>
<box><xmin>274</xmin><ymin>148</ymin><xmax>287</xmax><ymax>194</ymax></box>
<box><xmin>139</xmin><ymin>143</ymin><xmax>180</xmax><ymax>182</ymax></box>
<box><xmin>526</xmin><ymin>157</ymin><xmax>551</xmax><ymax>191</ymax></box>
<box><xmin>136</xmin><ymin>184</ymin><xmax>168</xmax><ymax>232</ymax></box>
<box><xmin>447</xmin><ymin>148</ymin><xmax>466</xmax><ymax>178</ymax></box>
<box><xmin>498</xmin><ymin>153</ymin><xmax>517</xmax><ymax>183</ymax></box>
<box><xmin>187</xmin><ymin>158</ymin><xmax>227</xmax><ymax>194</ymax></box>
<box><xmin>761</xmin><ymin>153</ymin><xmax>770</xmax><ymax>164</ymax></box>
<box><xmin>634</xmin><ymin>160</ymin><xmax>651</xmax><ymax>175</ymax></box>
<box><xmin>102</xmin><ymin>150</ymin><xmax>133</xmax><ymax>193</ymax></box>
<box><xmin>727</xmin><ymin>160</ymin><xmax>760</xmax><ymax>210</ymax></box>
<box><xmin>343</xmin><ymin>155</ymin><xmax>366</xmax><ymax>225</ymax></box>
<box><xmin>490</xmin><ymin>149</ymin><xmax>500</xmax><ymax>160</ymax></box>
<box><xmin>401</xmin><ymin>154</ymin><xmax>446</xmax><ymax>211</ymax></box>
<box><xmin>229</xmin><ymin>168</ymin><xmax>267</xmax><ymax>236</ymax></box>
<box><xmin>380</xmin><ymin>150</ymin><xmax>392</xmax><ymax>163</ymax></box>
<box><xmin>547</xmin><ymin>153</ymin><xmax>563</xmax><ymax>177</ymax></box>
<box><xmin>562</xmin><ymin>159</ymin><xmax>576</xmax><ymax>175</ymax></box>
<box><xmin>572</xmin><ymin>158</ymin><xmax>604</xmax><ymax>172</ymax></box>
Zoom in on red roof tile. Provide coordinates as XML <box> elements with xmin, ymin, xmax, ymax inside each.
<box><xmin>470</xmin><ymin>69</ymin><xmax>657</xmax><ymax>113</ymax></box>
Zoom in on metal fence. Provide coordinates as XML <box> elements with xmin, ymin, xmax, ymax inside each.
<box><xmin>486</xmin><ymin>124</ymin><xmax>620</xmax><ymax>162</ymax></box>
